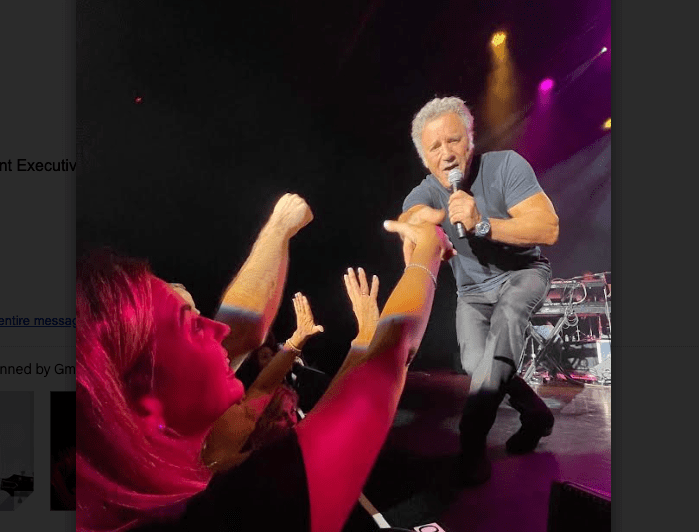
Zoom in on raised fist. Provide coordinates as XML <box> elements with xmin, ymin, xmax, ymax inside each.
<box><xmin>269</xmin><ymin>193</ymin><xmax>313</xmax><ymax>238</ymax></box>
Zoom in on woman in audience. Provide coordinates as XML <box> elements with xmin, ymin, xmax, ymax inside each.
<box><xmin>76</xmin><ymin>213</ymin><xmax>453</xmax><ymax>532</ymax></box>
<box><xmin>203</xmin><ymin>292</ymin><xmax>327</xmax><ymax>472</ymax></box>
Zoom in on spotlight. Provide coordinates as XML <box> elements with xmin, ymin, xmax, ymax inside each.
<box><xmin>602</xmin><ymin>118</ymin><xmax>611</xmax><ymax>130</ymax></box>
<box><xmin>539</xmin><ymin>78</ymin><xmax>554</xmax><ymax>92</ymax></box>
<box><xmin>491</xmin><ymin>31</ymin><xmax>506</xmax><ymax>47</ymax></box>
<box><xmin>134</xmin><ymin>96</ymin><xmax>143</xmax><ymax>104</ymax></box>
<box><xmin>601</xmin><ymin>46</ymin><xmax>608</xmax><ymax>53</ymax></box>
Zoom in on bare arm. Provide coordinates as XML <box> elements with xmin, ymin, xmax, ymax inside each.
<box><xmin>202</xmin><ymin>292</ymin><xmax>323</xmax><ymax>472</ymax></box>
<box><xmin>489</xmin><ymin>191</ymin><xmax>559</xmax><ymax>245</ymax></box>
<box><xmin>448</xmin><ymin>190</ymin><xmax>559</xmax><ymax>246</ymax></box>
<box><xmin>246</xmin><ymin>293</ymin><xmax>323</xmax><ymax>399</ymax></box>
<box><xmin>201</xmin><ymin>332</ymin><xmax>308</xmax><ymax>474</ymax></box>
<box><xmin>215</xmin><ymin>194</ymin><xmax>313</xmax><ymax>364</ymax></box>
<box><xmin>295</xmin><ymin>217</ymin><xmax>453</xmax><ymax>532</ymax></box>
<box><xmin>397</xmin><ymin>204</ymin><xmax>427</xmax><ymax>224</ymax></box>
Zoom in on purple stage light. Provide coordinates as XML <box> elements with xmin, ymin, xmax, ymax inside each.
<box><xmin>539</xmin><ymin>78</ymin><xmax>554</xmax><ymax>92</ymax></box>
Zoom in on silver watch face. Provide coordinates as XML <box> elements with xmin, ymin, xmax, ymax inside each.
<box><xmin>476</xmin><ymin>220</ymin><xmax>490</xmax><ymax>237</ymax></box>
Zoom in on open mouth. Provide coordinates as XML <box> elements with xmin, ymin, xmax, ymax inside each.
<box><xmin>221</xmin><ymin>346</ymin><xmax>233</xmax><ymax>367</ymax></box>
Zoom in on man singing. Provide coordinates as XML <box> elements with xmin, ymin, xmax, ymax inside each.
<box><xmin>399</xmin><ymin>96</ymin><xmax>559</xmax><ymax>485</ymax></box>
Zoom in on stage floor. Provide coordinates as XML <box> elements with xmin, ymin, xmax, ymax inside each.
<box><xmin>342</xmin><ymin>370</ymin><xmax>611</xmax><ymax>532</ymax></box>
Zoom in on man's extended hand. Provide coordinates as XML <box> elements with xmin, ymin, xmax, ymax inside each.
<box><xmin>395</xmin><ymin>206</ymin><xmax>453</xmax><ymax>265</ymax></box>
<box><xmin>268</xmin><ymin>193</ymin><xmax>313</xmax><ymax>239</ymax></box>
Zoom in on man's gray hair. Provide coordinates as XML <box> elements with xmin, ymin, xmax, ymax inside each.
<box><xmin>411</xmin><ymin>96</ymin><xmax>475</xmax><ymax>166</ymax></box>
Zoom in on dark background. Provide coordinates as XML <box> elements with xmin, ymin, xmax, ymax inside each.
<box><xmin>77</xmin><ymin>0</ymin><xmax>611</xmax><ymax>374</ymax></box>
<box><xmin>50</xmin><ymin>392</ymin><xmax>76</xmax><ymax>511</ymax></box>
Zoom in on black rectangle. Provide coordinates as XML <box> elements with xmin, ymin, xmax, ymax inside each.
<box><xmin>547</xmin><ymin>480</ymin><xmax>611</xmax><ymax>532</ymax></box>
<box><xmin>51</xmin><ymin>392</ymin><xmax>76</xmax><ymax>511</ymax></box>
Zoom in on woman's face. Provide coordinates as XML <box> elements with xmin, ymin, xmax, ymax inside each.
<box><xmin>150</xmin><ymin>277</ymin><xmax>244</xmax><ymax>436</ymax></box>
<box><xmin>256</xmin><ymin>346</ymin><xmax>276</xmax><ymax>369</ymax></box>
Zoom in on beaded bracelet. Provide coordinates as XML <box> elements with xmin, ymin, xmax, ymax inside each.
<box><xmin>404</xmin><ymin>263</ymin><xmax>437</xmax><ymax>287</ymax></box>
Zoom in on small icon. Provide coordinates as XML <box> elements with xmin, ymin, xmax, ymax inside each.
<box><xmin>414</xmin><ymin>524</ymin><xmax>447</xmax><ymax>532</ymax></box>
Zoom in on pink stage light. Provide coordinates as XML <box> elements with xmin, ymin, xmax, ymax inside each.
<box><xmin>539</xmin><ymin>78</ymin><xmax>554</xmax><ymax>92</ymax></box>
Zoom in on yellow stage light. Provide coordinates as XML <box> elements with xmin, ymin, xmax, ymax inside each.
<box><xmin>602</xmin><ymin>118</ymin><xmax>611</xmax><ymax>130</ymax></box>
<box><xmin>491</xmin><ymin>32</ymin><xmax>506</xmax><ymax>47</ymax></box>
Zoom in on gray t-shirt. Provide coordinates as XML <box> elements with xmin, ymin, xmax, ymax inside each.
<box><xmin>402</xmin><ymin>150</ymin><xmax>550</xmax><ymax>295</ymax></box>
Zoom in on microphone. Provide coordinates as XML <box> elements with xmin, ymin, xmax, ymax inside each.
<box><xmin>448</xmin><ymin>168</ymin><xmax>467</xmax><ymax>239</ymax></box>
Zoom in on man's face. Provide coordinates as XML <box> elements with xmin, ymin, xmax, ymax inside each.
<box><xmin>420</xmin><ymin>112</ymin><xmax>473</xmax><ymax>188</ymax></box>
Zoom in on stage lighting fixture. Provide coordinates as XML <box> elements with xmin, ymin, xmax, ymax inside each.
<box><xmin>539</xmin><ymin>78</ymin><xmax>554</xmax><ymax>91</ymax></box>
<box><xmin>491</xmin><ymin>31</ymin><xmax>506</xmax><ymax>46</ymax></box>
<box><xmin>602</xmin><ymin>118</ymin><xmax>611</xmax><ymax>130</ymax></box>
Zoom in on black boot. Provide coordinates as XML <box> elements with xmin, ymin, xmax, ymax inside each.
<box><xmin>458</xmin><ymin>390</ymin><xmax>504</xmax><ymax>485</ymax></box>
<box><xmin>505</xmin><ymin>375</ymin><xmax>554</xmax><ymax>454</ymax></box>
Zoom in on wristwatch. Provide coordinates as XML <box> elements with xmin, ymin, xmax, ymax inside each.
<box><xmin>474</xmin><ymin>217</ymin><xmax>491</xmax><ymax>237</ymax></box>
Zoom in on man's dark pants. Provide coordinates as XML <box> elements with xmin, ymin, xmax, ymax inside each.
<box><xmin>455</xmin><ymin>266</ymin><xmax>551</xmax><ymax>452</ymax></box>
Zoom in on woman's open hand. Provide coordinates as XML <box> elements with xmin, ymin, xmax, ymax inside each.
<box><xmin>343</xmin><ymin>267</ymin><xmax>380</xmax><ymax>347</ymax></box>
<box><xmin>289</xmin><ymin>293</ymin><xmax>324</xmax><ymax>349</ymax></box>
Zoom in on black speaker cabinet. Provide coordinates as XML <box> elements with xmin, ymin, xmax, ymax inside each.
<box><xmin>547</xmin><ymin>480</ymin><xmax>611</xmax><ymax>532</ymax></box>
